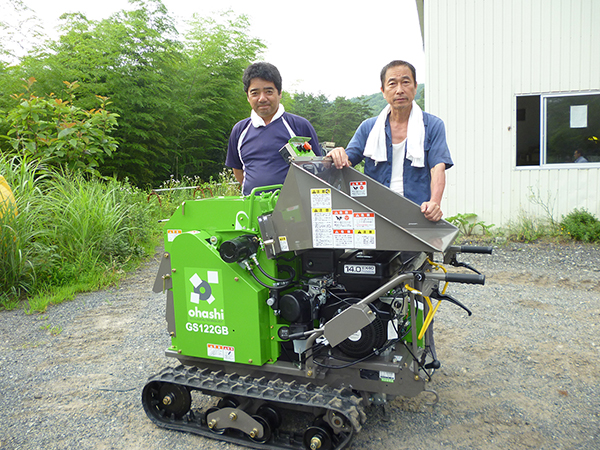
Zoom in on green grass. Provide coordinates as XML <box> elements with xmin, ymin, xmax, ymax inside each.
<box><xmin>1</xmin><ymin>159</ymin><xmax>241</xmax><ymax>313</ymax></box>
<box><xmin>0</xmin><ymin>154</ymin><xmax>162</xmax><ymax>312</ymax></box>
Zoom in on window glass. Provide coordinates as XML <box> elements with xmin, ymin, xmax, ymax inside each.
<box><xmin>516</xmin><ymin>92</ymin><xmax>600</xmax><ymax>166</ymax></box>
<box><xmin>516</xmin><ymin>95</ymin><xmax>540</xmax><ymax>166</ymax></box>
<box><xmin>545</xmin><ymin>93</ymin><xmax>600</xmax><ymax>164</ymax></box>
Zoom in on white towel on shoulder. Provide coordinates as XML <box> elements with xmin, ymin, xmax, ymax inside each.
<box><xmin>363</xmin><ymin>101</ymin><xmax>425</xmax><ymax>167</ymax></box>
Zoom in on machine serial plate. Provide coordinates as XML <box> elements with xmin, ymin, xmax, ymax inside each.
<box><xmin>343</xmin><ymin>264</ymin><xmax>376</xmax><ymax>275</ymax></box>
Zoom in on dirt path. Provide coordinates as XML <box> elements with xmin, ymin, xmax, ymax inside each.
<box><xmin>1</xmin><ymin>243</ymin><xmax>599</xmax><ymax>450</ymax></box>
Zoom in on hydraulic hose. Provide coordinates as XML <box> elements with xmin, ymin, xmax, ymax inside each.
<box><xmin>251</xmin><ymin>255</ymin><xmax>295</xmax><ymax>282</ymax></box>
<box><xmin>243</xmin><ymin>261</ymin><xmax>290</xmax><ymax>290</ymax></box>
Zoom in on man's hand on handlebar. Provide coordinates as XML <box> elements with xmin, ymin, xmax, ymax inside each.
<box><xmin>421</xmin><ymin>200</ymin><xmax>443</xmax><ymax>222</ymax></box>
<box><xmin>326</xmin><ymin>147</ymin><xmax>352</xmax><ymax>169</ymax></box>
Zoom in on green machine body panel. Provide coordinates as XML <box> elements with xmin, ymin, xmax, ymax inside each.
<box><xmin>162</xmin><ymin>192</ymin><xmax>287</xmax><ymax>366</ymax></box>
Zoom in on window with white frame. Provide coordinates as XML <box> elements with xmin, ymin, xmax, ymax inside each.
<box><xmin>516</xmin><ymin>92</ymin><xmax>600</xmax><ymax>166</ymax></box>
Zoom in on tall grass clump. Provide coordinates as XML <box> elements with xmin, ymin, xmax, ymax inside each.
<box><xmin>1</xmin><ymin>155</ymin><xmax>53</xmax><ymax>309</ymax></box>
<box><xmin>1</xmin><ymin>155</ymin><xmax>161</xmax><ymax>311</ymax></box>
<box><xmin>42</xmin><ymin>173</ymin><xmax>156</xmax><ymax>266</ymax></box>
<box><xmin>28</xmin><ymin>172</ymin><xmax>161</xmax><ymax>310</ymax></box>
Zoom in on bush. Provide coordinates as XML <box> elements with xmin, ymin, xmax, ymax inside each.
<box><xmin>3</xmin><ymin>79</ymin><xmax>119</xmax><ymax>174</ymax></box>
<box><xmin>560</xmin><ymin>209</ymin><xmax>600</xmax><ymax>243</ymax></box>
<box><xmin>0</xmin><ymin>154</ymin><xmax>162</xmax><ymax>311</ymax></box>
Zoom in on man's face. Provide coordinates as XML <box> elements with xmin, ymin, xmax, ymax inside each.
<box><xmin>247</xmin><ymin>78</ymin><xmax>282</xmax><ymax>124</ymax></box>
<box><xmin>381</xmin><ymin>65</ymin><xmax>418</xmax><ymax>111</ymax></box>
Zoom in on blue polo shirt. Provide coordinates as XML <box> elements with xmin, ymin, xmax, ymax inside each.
<box><xmin>345</xmin><ymin>112</ymin><xmax>453</xmax><ymax>205</ymax></box>
<box><xmin>226</xmin><ymin>112</ymin><xmax>321</xmax><ymax>195</ymax></box>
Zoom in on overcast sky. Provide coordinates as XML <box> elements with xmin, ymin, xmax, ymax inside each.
<box><xmin>16</xmin><ymin>0</ymin><xmax>424</xmax><ymax>99</ymax></box>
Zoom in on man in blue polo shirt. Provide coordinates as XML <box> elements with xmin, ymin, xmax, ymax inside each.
<box><xmin>226</xmin><ymin>62</ymin><xmax>321</xmax><ymax>196</ymax></box>
<box><xmin>327</xmin><ymin>60</ymin><xmax>453</xmax><ymax>222</ymax></box>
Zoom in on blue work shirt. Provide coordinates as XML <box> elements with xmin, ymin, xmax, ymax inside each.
<box><xmin>345</xmin><ymin>112</ymin><xmax>453</xmax><ymax>205</ymax></box>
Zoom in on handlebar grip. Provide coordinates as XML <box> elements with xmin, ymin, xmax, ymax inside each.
<box><xmin>456</xmin><ymin>245</ymin><xmax>493</xmax><ymax>254</ymax></box>
<box><xmin>444</xmin><ymin>273</ymin><xmax>486</xmax><ymax>285</ymax></box>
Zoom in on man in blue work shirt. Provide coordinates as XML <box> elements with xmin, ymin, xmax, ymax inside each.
<box><xmin>226</xmin><ymin>62</ymin><xmax>321</xmax><ymax>196</ymax></box>
<box><xmin>327</xmin><ymin>60</ymin><xmax>453</xmax><ymax>222</ymax></box>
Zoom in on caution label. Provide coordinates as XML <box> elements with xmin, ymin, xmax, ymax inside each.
<box><xmin>167</xmin><ymin>229</ymin><xmax>182</xmax><ymax>242</ymax></box>
<box><xmin>278</xmin><ymin>236</ymin><xmax>289</xmax><ymax>252</ymax></box>
<box><xmin>311</xmin><ymin>188</ymin><xmax>333</xmax><ymax>248</ymax></box>
<box><xmin>207</xmin><ymin>344</ymin><xmax>235</xmax><ymax>362</ymax></box>
<box><xmin>349</xmin><ymin>181</ymin><xmax>367</xmax><ymax>197</ymax></box>
<box><xmin>354</xmin><ymin>212</ymin><xmax>376</xmax><ymax>248</ymax></box>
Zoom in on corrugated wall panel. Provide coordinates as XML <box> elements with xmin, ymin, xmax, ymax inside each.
<box><xmin>426</xmin><ymin>0</ymin><xmax>600</xmax><ymax>227</ymax></box>
<box><xmin>499</xmin><ymin>0</ymin><xmax>513</xmax><ymax>225</ymax></box>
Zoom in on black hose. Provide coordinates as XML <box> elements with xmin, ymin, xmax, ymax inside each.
<box><xmin>247</xmin><ymin>267</ymin><xmax>290</xmax><ymax>290</ymax></box>
<box><xmin>255</xmin><ymin>262</ymin><xmax>295</xmax><ymax>282</ymax></box>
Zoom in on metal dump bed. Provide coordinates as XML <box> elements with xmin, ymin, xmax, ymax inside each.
<box><xmin>258</xmin><ymin>159</ymin><xmax>459</xmax><ymax>257</ymax></box>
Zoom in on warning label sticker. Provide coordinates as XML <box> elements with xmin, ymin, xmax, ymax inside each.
<box><xmin>310</xmin><ymin>188</ymin><xmax>376</xmax><ymax>249</ymax></box>
<box><xmin>349</xmin><ymin>181</ymin><xmax>367</xmax><ymax>197</ymax></box>
<box><xmin>310</xmin><ymin>188</ymin><xmax>332</xmax><ymax>209</ymax></box>
<box><xmin>207</xmin><ymin>344</ymin><xmax>235</xmax><ymax>362</ymax></box>
<box><xmin>278</xmin><ymin>236</ymin><xmax>289</xmax><ymax>252</ymax></box>
<box><xmin>311</xmin><ymin>189</ymin><xmax>333</xmax><ymax>248</ymax></box>
<box><xmin>167</xmin><ymin>229</ymin><xmax>182</xmax><ymax>242</ymax></box>
<box><xmin>332</xmin><ymin>209</ymin><xmax>354</xmax><ymax>229</ymax></box>
<box><xmin>354</xmin><ymin>212</ymin><xmax>375</xmax><ymax>229</ymax></box>
<box><xmin>354</xmin><ymin>212</ymin><xmax>376</xmax><ymax>248</ymax></box>
<box><xmin>333</xmin><ymin>229</ymin><xmax>354</xmax><ymax>248</ymax></box>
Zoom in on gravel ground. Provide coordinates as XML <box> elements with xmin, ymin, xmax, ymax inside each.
<box><xmin>1</xmin><ymin>242</ymin><xmax>599</xmax><ymax>450</ymax></box>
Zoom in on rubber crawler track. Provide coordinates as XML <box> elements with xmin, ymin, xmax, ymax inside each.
<box><xmin>142</xmin><ymin>365</ymin><xmax>367</xmax><ymax>450</ymax></box>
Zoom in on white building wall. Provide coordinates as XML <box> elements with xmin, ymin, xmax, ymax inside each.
<box><xmin>425</xmin><ymin>0</ymin><xmax>600</xmax><ymax>227</ymax></box>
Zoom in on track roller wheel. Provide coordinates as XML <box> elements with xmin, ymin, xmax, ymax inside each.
<box><xmin>248</xmin><ymin>414</ymin><xmax>271</xmax><ymax>444</ymax></box>
<box><xmin>303</xmin><ymin>416</ymin><xmax>333</xmax><ymax>450</ymax></box>
<box><xmin>204</xmin><ymin>406</ymin><xmax>226</xmax><ymax>435</ymax></box>
<box><xmin>256</xmin><ymin>403</ymin><xmax>282</xmax><ymax>429</ymax></box>
<box><xmin>217</xmin><ymin>396</ymin><xmax>239</xmax><ymax>409</ymax></box>
<box><xmin>142</xmin><ymin>381</ymin><xmax>191</xmax><ymax>420</ymax></box>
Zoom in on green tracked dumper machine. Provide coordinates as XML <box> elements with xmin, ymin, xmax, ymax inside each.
<box><xmin>142</xmin><ymin>140</ymin><xmax>492</xmax><ymax>450</ymax></box>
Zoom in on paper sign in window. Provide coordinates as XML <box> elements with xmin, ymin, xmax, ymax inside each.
<box><xmin>570</xmin><ymin>105</ymin><xmax>587</xmax><ymax>128</ymax></box>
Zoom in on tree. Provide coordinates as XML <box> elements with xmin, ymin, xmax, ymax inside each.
<box><xmin>3</xmin><ymin>78</ymin><xmax>118</xmax><ymax>173</ymax></box>
<box><xmin>0</xmin><ymin>0</ymin><xmax>46</xmax><ymax>66</ymax></box>
<box><xmin>10</xmin><ymin>2</ymin><xmax>264</xmax><ymax>187</ymax></box>
<box><xmin>287</xmin><ymin>93</ymin><xmax>371</xmax><ymax>149</ymax></box>
<box><xmin>18</xmin><ymin>0</ymin><xmax>184</xmax><ymax>186</ymax></box>
<box><xmin>173</xmin><ymin>11</ymin><xmax>265</xmax><ymax>181</ymax></box>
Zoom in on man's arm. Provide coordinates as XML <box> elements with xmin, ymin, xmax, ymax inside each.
<box><xmin>225</xmin><ymin>119</ymin><xmax>249</xmax><ymax>184</ymax></box>
<box><xmin>420</xmin><ymin>162</ymin><xmax>446</xmax><ymax>222</ymax></box>
<box><xmin>232</xmin><ymin>168</ymin><xmax>244</xmax><ymax>185</ymax></box>
<box><xmin>326</xmin><ymin>118</ymin><xmax>374</xmax><ymax>168</ymax></box>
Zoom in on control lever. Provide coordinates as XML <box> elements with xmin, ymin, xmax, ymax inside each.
<box><xmin>446</xmin><ymin>253</ymin><xmax>482</xmax><ymax>275</ymax></box>
<box><xmin>443</xmin><ymin>245</ymin><xmax>493</xmax><ymax>275</ymax></box>
<box><xmin>429</xmin><ymin>287</ymin><xmax>472</xmax><ymax>316</ymax></box>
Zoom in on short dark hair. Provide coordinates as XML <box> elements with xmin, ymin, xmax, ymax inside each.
<box><xmin>380</xmin><ymin>60</ymin><xmax>417</xmax><ymax>88</ymax></box>
<box><xmin>243</xmin><ymin>62</ymin><xmax>282</xmax><ymax>94</ymax></box>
